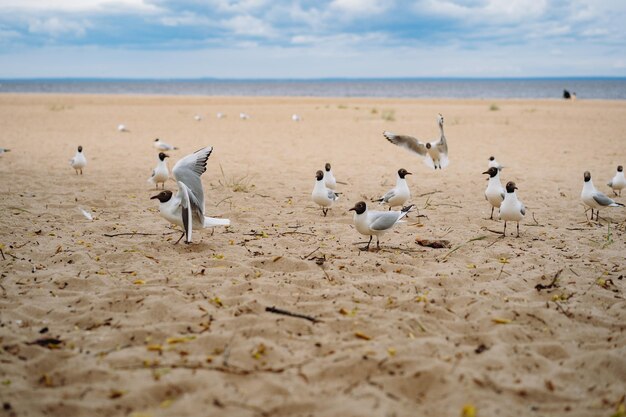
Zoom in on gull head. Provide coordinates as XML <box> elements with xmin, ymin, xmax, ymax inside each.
<box><xmin>482</xmin><ymin>167</ymin><xmax>499</xmax><ymax>178</ymax></box>
<box><xmin>349</xmin><ymin>201</ymin><xmax>367</xmax><ymax>215</ymax></box>
<box><xmin>158</xmin><ymin>152</ymin><xmax>169</xmax><ymax>161</ymax></box>
<box><xmin>325</xmin><ymin>162</ymin><xmax>331</xmax><ymax>172</ymax></box>
<box><xmin>489</xmin><ymin>156</ymin><xmax>495</xmax><ymax>161</ymax></box>
<box><xmin>151</xmin><ymin>190</ymin><xmax>173</xmax><ymax>203</ymax></box>
<box><xmin>618</xmin><ymin>165</ymin><xmax>623</xmax><ymax>172</ymax></box>
<box><xmin>505</xmin><ymin>181</ymin><xmax>518</xmax><ymax>193</ymax></box>
<box><xmin>398</xmin><ymin>168</ymin><xmax>412</xmax><ymax>179</ymax></box>
<box><xmin>316</xmin><ymin>170</ymin><xmax>324</xmax><ymax>181</ymax></box>
<box><xmin>437</xmin><ymin>113</ymin><xmax>444</xmax><ymax>126</ymax></box>
<box><xmin>583</xmin><ymin>171</ymin><xmax>591</xmax><ymax>182</ymax></box>
<box><xmin>77</xmin><ymin>145</ymin><xmax>83</xmax><ymax>152</ymax></box>
<box><xmin>426</xmin><ymin>143</ymin><xmax>432</xmax><ymax>149</ymax></box>
<box><xmin>154</xmin><ymin>138</ymin><xmax>160</xmax><ymax>142</ymax></box>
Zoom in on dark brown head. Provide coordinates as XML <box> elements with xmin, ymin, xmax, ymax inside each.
<box><xmin>77</xmin><ymin>145</ymin><xmax>83</xmax><ymax>152</ymax></box>
<box><xmin>583</xmin><ymin>171</ymin><xmax>591</xmax><ymax>182</ymax></box>
<box><xmin>398</xmin><ymin>168</ymin><xmax>412</xmax><ymax>179</ymax></box>
<box><xmin>505</xmin><ymin>181</ymin><xmax>517</xmax><ymax>193</ymax></box>
<box><xmin>150</xmin><ymin>190</ymin><xmax>173</xmax><ymax>203</ymax></box>
<box><xmin>489</xmin><ymin>156</ymin><xmax>495</xmax><ymax>161</ymax></box>
<box><xmin>316</xmin><ymin>170</ymin><xmax>324</xmax><ymax>181</ymax></box>
<box><xmin>325</xmin><ymin>163</ymin><xmax>331</xmax><ymax>172</ymax></box>
<box><xmin>154</xmin><ymin>138</ymin><xmax>160</xmax><ymax>142</ymax></box>
<box><xmin>618</xmin><ymin>165</ymin><xmax>623</xmax><ymax>172</ymax></box>
<box><xmin>349</xmin><ymin>201</ymin><xmax>367</xmax><ymax>215</ymax></box>
<box><xmin>158</xmin><ymin>152</ymin><xmax>169</xmax><ymax>161</ymax></box>
<box><xmin>483</xmin><ymin>167</ymin><xmax>499</xmax><ymax>178</ymax></box>
<box><xmin>426</xmin><ymin>143</ymin><xmax>432</xmax><ymax>149</ymax></box>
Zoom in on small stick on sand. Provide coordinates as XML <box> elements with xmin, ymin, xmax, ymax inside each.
<box><xmin>103</xmin><ymin>232</ymin><xmax>158</xmax><ymax>237</ymax></box>
<box><xmin>265</xmin><ymin>306</ymin><xmax>320</xmax><ymax>323</ymax></box>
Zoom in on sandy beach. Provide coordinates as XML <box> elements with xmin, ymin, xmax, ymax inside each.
<box><xmin>0</xmin><ymin>93</ymin><xmax>625</xmax><ymax>417</ymax></box>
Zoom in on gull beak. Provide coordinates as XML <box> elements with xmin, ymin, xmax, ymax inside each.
<box><xmin>515</xmin><ymin>186</ymin><xmax>519</xmax><ymax>190</ymax></box>
<box><xmin>150</xmin><ymin>195</ymin><xmax>159</xmax><ymax>200</ymax></box>
<box><xmin>349</xmin><ymin>206</ymin><xmax>357</xmax><ymax>212</ymax></box>
<box><xmin>482</xmin><ymin>171</ymin><xmax>489</xmax><ymax>175</ymax></box>
<box><xmin>164</xmin><ymin>154</ymin><xmax>170</xmax><ymax>158</ymax></box>
<box><xmin>406</xmin><ymin>172</ymin><xmax>413</xmax><ymax>175</ymax></box>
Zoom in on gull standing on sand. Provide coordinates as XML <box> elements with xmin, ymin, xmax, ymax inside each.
<box><xmin>118</xmin><ymin>124</ymin><xmax>128</xmax><ymax>132</ymax></box>
<box><xmin>499</xmin><ymin>181</ymin><xmax>525</xmax><ymax>237</ymax></box>
<box><xmin>292</xmin><ymin>114</ymin><xmax>301</xmax><ymax>122</ymax></box>
<box><xmin>154</xmin><ymin>138</ymin><xmax>178</xmax><ymax>151</ymax></box>
<box><xmin>324</xmin><ymin>163</ymin><xmax>337</xmax><ymax>190</ymax></box>
<box><xmin>374</xmin><ymin>168</ymin><xmax>412</xmax><ymax>210</ymax></box>
<box><xmin>349</xmin><ymin>201</ymin><xmax>413</xmax><ymax>250</ymax></box>
<box><xmin>383</xmin><ymin>114</ymin><xmax>449</xmax><ymax>170</ymax></box>
<box><xmin>488</xmin><ymin>156</ymin><xmax>504</xmax><ymax>171</ymax></box>
<box><xmin>70</xmin><ymin>146</ymin><xmax>86</xmax><ymax>175</ymax></box>
<box><xmin>147</xmin><ymin>152</ymin><xmax>170</xmax><ymax>189</ymax></box>
<box><xmin>216</xmin><ymin>112</ymin><xmax>225</xmax><ymax>119</ymax></box>
<box><xmin>151</xmin><ymin>146</ymin><xmax>230</xmax><ymax>244</ymax></box>
<box><xmin>607</xmin><ymin>165</ymin><xmax>625</xmax><ymax>196</ymax></box>
<box><xmin>312</xmin><ymin>170</ymin><xmax>339</xmax><ymax>216</ymax></box>
<box><xmin>581</xmin><ymin>171</ymin><xmax>624</xmax><ymax>221</ymax></box>
<box><xmin>0</xmin><ymin>148</ymin><xmax>10</xmax><ymax>156</ymax></box>
<box><xmin>240</xmin><ymin>113</ymin><xmax>250</xmax><ymax>120</ymax></box>
<box><xmin>194</xmin><ymin>114</ymin><xmax>202</xmax><ymax>121</ymax></box>
<box><xmin>483</xmin><ymin>167</ymin><xmax>505</xmax><ymax>220</ymax></box>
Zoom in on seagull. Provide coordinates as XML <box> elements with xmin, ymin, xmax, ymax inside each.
<box><xmin>150</xmin><ymin>146</ymin><xmax>230</xmax><ymax>244</ymax></box>
<box><xmin>383</xmin><ymin>113</ymin><xmax>449</xmax><ymax>170</ymax></box>
<box><xmin>483</xmin><ymin>167</ymin><xmax>505</xmax><ymax>220</ymax></box>
<box><xmin>374</xmin><ymin>168</ymin><xmax>412</xmax><ymax>210</ymax></box>
<box><xmin>581</xmin><ymin>171</ymin><xmax>624</xmax><ymax>221</ymax></box>
<box><xmin>154</xmin><ymin>138</ymin><xmax>178</xmax><ymax>151</ymax></box>
<box><xmin>324</xmin><ymin>162</ymin><xmax>337</xmax><ymax>190</ymax></box>
<box><xmin>292</xmin><ymin>114</ymin><xmax>301</xmax><ymax>122</ymax></box>
<box><xmin>312</xmin><ymin>170</ymin><xmax>339</xmax><ymax>216</ymax></box>
<box><xmin>349</xmin><ymin>201</ymin><xmax>413</xmax><ymax>250</ymax></box>
<box><xmin>488</xmin><ymin>156</ymin><xmax>504</xmax><ymax>171</ymax></box>
<box><xmin>499</xmin><ymin>181</ymin><xmax>526</xmax><ymax>237</ymax></box>
<box><xmin>118</xmin><ymin>124</ymin><xmax>128</xmax><ymax>132</ymax></box>
<box><xmin>607</xmin><ymin>165</ymin><xmax>625</xmax><ymax>196</ymax></box>
<box><xmin>70</xmin><ymin>145</ymin><xmax>86</xmax><ymax>175</ymax></box>
<box><xmin>147</xmin><ymin>152</ymin><xmax>170</xmax><ymax>189</ymax></box>
<box><xmin>0</xmin><ymin>148</ymin><xmax>10</xmax><ymax>156</ymax></box>
<box><xmin>217</xmin><ymin>112</ymin><xmax>225</xmax><ymax>119</ymax></box>
<box><xmin>239</xmin><ymin>113</ymin><xmax>250</xmax><ymax>120</ymax></box>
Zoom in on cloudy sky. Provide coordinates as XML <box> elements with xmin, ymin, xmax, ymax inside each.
<box><xmin>0</xmin><ymin>0</ymin><xmax>624</xmax><ymax>78</ymax></box>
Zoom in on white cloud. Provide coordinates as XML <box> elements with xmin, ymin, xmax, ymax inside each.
<box><xmin>329</xmin><ymin>0</ymin><xmax>394</xmax><ymax>16</ymax></box>
<box><xmin>416</xmin><ymin>0</ymin><xmax>547</xmax><ymax>23</ymax></box>
<box><xmin>160</xmin><ymin>11</ymin><xmax>211</xmax><ymax>27</ymax></box>
<box><xmin>0</xmin><ymin>0</ymin><xmax>160</xmax><ymax>13</ymax></box>
<box><xmin>28</xmin><ymin>17</ymin><xmax>89</xmax><ymax>37</ymax></box>
<box><xmin>221</xmin><ymin>14</ymin><xmax>275</xmax><ymax>37</ymax></box>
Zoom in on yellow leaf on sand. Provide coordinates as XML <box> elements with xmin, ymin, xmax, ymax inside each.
<box><xmin>466</xmin><ymin>263</ymin><xmax>476</xmax><ymax>269</ymax></box>
<box><xmin>461</xmin><ymin>404</ymin><xmax>476</xmax><ymax>417</ymax></box>
<box><xmin>387</xmin><ymin>347</ymin><xmax>396</xmax><ymax>356</ymax></box>
<box><xmin>499</xmin><ymin>257</ymin><xmax>509</xmax><ymax>264</ymax></box>
<box><xmin>133</xmin><ymin>279</ymin><xmax>145</xmax><ymax>285</ymax></box>
<box><xmin>146</xmin><ymin>344</ymin><xmax>163</xmax><ymax>351</ymax></box>
<box><xmin>339</xmin><ymin>308</ymin><xmax>349</xmax><ymax>315</ymax></box>
<box><xmin>166</xmin><ymin>336</ymin><xmax>195</xmax><ymax>344</ymax></box>
<box><xmin>492</xmin><ymin>317</ymin><xmax>511</xmax><ymax>324</ymax></box>
<box><xmin>355</xmin><ymin>332</ymin><xmax>371</xmax><ymax>341</ymax></box>
<box><xmin>160</xmin><ymin>399</ymin><xmax>173</xmax><ymax>409</ymax></box>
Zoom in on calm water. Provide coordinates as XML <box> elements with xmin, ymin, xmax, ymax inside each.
<box><xmin>1</xmin><ymin>78</ymin><xmax>625</xmax><ymax>99</ymax></box>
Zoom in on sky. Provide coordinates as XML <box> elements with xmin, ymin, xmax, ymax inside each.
<box><xmin>0</xmin><ymin>0</ymin><xmax>625</xmax><ymax>78</ymax></box>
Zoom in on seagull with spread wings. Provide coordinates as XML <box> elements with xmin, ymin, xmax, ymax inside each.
<box><xmin>151</xmin><ymin>146</ymin><xmax>230</xmax><ymax>244</ymax></box>
<box><xmin>383</xmin><ymin>113</ymin><xmax>449</xmax><ymax>170</ymax></box>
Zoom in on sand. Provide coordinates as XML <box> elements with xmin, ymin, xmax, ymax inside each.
<box><xmin>0</xmin><ymin>94</ymin><xmax>625</xmax><ymax>417</ymax></box>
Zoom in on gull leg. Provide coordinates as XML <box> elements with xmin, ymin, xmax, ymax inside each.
<box><xmin>516</xmin><ymin>222</ymin><xmax>520</xmax><ymax>237</ymax></box>
<box><xmin>376</xmin><ymin>237</ymin><xmax>380</xmax><ymax>250</ymax></box>
<box><xmin>490</xmin><ymin>206</ymin><xmax>494</xmax><ymax>220</ymax></box>
<box><xmin>503</xmin><ymin>221</ymin><xmax>507</xmax><ymax>237</ymax></box>
<box><xmin>362</xmin><ymin>235</ymin><xmax>373</xmax><ymax>251</ymax></box>
<box><xmin>174</xmin><ymin>231</ymin><xmax>185</xmax><ymax>244</ymax></box>
<box><xmin>322</xmin><ymin>208</ymin><xmax>328</xmax><ymax>217</ymax></box>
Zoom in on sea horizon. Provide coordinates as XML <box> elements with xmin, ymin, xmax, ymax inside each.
<box><xmin>1</xmin><ymin>76</ymin><xmax>625</xmax><ymax>99</ymax></box>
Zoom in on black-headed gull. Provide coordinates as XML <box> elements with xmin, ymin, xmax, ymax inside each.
<box><xmin>349</xmin><ymin>201</ymin><xmax>413</xmax><ymax>250</ymax></box>
<box><xmin>154</xmin><ymin>138</ymin><xmax>178</xmax><ymax>151</ymax></box>
<box><xmin>147</xmin><ymin>152</ymin><xmax>170</xmax><ymax>189</ymax></box>
<box><xmin>151</xmin><ymin>147</ymin><xmax>230</xmax><ymax>244</ymax></box>
<box><xmin>323</xmin><ymin>162</ymin><xmax>336</xmax><ymax>190</ymax></box>
<box><xmin>118</xmin><ymin>124</ymin><xmax>128</xmax><ymax>132</ymax></box>
<box><xmin>581</xmin><ymin>171</ymin><xmax>624</xmax><ymax>221</ymax></box>
<box><xmin>70</xmin><ymin>145</ymin><xmax>86</xmax><ymax>175</ymax></box>
<box><xmin>607</xmin><ymin>165</ymin><xmax>625</xmax><ymax>196</ymax></box>
<box><xmin>312</xmin><ymin>170</ymin><xmax>339</xmax><ymax>217</ymax></box>
<box><xmin>374</xmin><ymin>168</ymin><xmax>412</xmax><ymax>210</ymax></box>
<box><xmin>483</xmin><ymin>167</ymin><xmax>505</xmax><ymax>220</ymax></box>
<box><xmin>499</xmin><ymin>181</ymin><xmax>525</xmax><ymax>237</ymax></box>
<box><xmin>0</xmin><ymin>148</ymin><xmax>10</xmax><ymax>156</ymax></box>
<box><xmin>383</xmin><ymin>114</ymin><xmax>449</xmax><ymax>170</ymax></box>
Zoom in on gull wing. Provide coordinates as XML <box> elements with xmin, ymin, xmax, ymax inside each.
<box><xmin>369</xmin><ymin>211</ymin><xmax>401</xmax><ymax>231</ymax></box>
<box><xmin>173</xmin><ymin>146</ymin><xmax>213</xmax><ymax>216</ymax></box>
<box><xmin>520</xmin><ymin>203</ymin><xmax>526</xmax><ymax>216</ymax></box>
<box><xmin>177</xmin><ymin>181</ymin><xmax>205</xmax><ymax>243</ymax></box>
<box><xmin>593</xmin><ymin>192</ymin><xmax>616</xmax><ymax>207</ymax></box>
<box><xmin>435</xmin><ymin>135</ymin><xmax>448</xmax><ymax>155</ymax></box>
<box><xmin>327</xmin><ymin>189</ymin><xmax>339</xmax><ymax>201</ymax></box>
<box><xmin>382</xmin><ymin>189</ymin><xmax>396</xmax><ymax>203</ymax></box>
<box><xmin>383</xmin><ymin>132</ymin><xmax>427</xmax><ymax>156</ymax></box>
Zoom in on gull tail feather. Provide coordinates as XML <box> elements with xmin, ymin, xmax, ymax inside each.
<box><xmin>204</xmin><ymin>217</ymin><xmax>230</xmax><ymax>227</ymax></box>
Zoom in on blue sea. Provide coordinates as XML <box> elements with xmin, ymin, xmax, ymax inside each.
<box><xmin>1</xmin><ymin>78</ymin><xmax>625</xmax><ymax>100</ymax></box>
